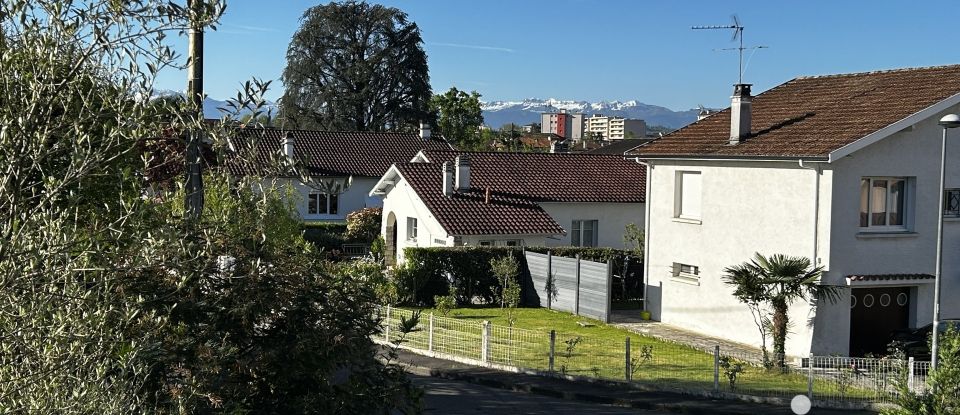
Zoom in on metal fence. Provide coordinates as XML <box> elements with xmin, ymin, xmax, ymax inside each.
<box><xmin>525</xmin><ymin>252</ymin><xmax>613</xmax><ymax>322</ymax></box>
<box><xmin>378</xmin><ymin>305</ymin><xmax>930</xmax><ymax>408</ymax></box>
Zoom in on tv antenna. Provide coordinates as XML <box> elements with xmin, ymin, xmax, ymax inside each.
<box><xmin>692</xmin><ymin>15</ymin><xmax>766</xmax><ymax>84</ymax></box>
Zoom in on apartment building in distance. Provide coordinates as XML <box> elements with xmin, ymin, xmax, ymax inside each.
<box><xmin>541</xmin><ymin>110</ymin><xmax>585</xmax><ymax>140</ymax></box>
<box><xmin>585</xmin><ymin>115</ymin><xmax>646</xmax><ymax>140</ymax></box>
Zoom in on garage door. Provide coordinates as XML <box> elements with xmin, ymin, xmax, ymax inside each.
<box><xmin>849</xmin><ymin>287</ymin><xmax>910</xmax><ymax>357</ymax></box>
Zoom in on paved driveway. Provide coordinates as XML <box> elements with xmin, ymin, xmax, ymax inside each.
<box><xmin>412</xmin><ymin>374</ymin><xmax>665</xmax><ymax>414</ymax></box>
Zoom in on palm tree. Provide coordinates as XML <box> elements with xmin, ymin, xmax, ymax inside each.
<box><xmin>723</xmin><ymin>253</ymin><xmax>841</xmax><ymax>369</ymax></box>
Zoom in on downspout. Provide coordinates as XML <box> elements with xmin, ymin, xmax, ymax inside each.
<box><xmin>638</xmin><ymin>159</ymin><xmax>653</xmax><ymax>313</ymax></box>
<box><xmin>798</xmin><ymin>160</ymin><xmax>820</xmax><ymax>266</ymax></box>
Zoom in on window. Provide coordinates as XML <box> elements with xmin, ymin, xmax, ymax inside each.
<box><xmin>307</xmin><ymin>193</ymin><xmax>339</xmax><ymax>215</ymax></box>
<box><xmin>671</xmin><ymin>262</ymin><xmax>700</xmax><ymax>285</ymax></box>
<box><xmin>860</xmin><ymin>177</ymin><xmax>908</xmax><ymax>230</ymax></box>
<box><xmin>572</xmin><ymin>220</ymin><xmax>598</xmax><ymax>247</ymax></box>
<box><xmin>675</xmin><ymin>171</ymin><xmax>702</xmax><ymax>221</ymax></box>
<box><xmin>945</xmin><ymin>189</ymin><xmax>960</xmax><ymax>218</ymax></box>
<box><xmin>479</xmin><ymin>240</ymin><xmax>493</xmax><ymax>247</ymax></box>
<box><xmin>505</xmin><ymin>240</ymin><xmax>520</xmax><ymax>247</ymax></box>
<box><xmin>406</xmin><ymin>217</ymin><xmax>418</xmax><ymax>241</ymax></box>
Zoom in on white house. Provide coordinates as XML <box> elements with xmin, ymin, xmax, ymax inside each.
<box><xmin>630</xmin><ymin>65</ymin><xmax>960</xmax><ymax>357</ymax></box>
<box><xmin>226</xmin><ymin>126</ymin><xmax>452</xmax><ymax>223</ymax></box>
<box><xmin>370</xmin><ymin>150</ymin><xmax>647</xmax><ymax>265</ymax></box>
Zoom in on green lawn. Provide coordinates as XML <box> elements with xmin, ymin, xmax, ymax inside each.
<box><xmin>387</xmin><ymin>306</ymin><xmax>884</xmax><ymax>401</ymax></box>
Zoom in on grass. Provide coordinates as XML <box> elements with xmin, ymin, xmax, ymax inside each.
<box><xmin>389</xmin><ymin>305</ymin><xmax>883</xmax><ymax>401</ymax></box>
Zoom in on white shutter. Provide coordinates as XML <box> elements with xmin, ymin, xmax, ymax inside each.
<box><xmin>680</xmin><ymin>172</ymin><xmax>702</xmax><ymax>220</ymax></box>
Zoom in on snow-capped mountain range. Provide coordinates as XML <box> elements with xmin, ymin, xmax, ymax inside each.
<box><xmin>481</xmin><ymin>98</ymin><xmax>700</xmax><ymax>129</ymax></box>
<box><xmin>156</xmin><ymin>90</ymin><xmax>698</xmax><ymax>129</ymax></box>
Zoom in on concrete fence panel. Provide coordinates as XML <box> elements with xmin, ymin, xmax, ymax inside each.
<box><xmin>524</xmin><ymin>251</ymin><xmax>611</xmax><ymax>322</ymax></box>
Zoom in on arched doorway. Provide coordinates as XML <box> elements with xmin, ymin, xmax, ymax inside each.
<box><xmin>385</xmin><ymin>212</ymin><xmax>398</xmax><ymax>266</ymax></box>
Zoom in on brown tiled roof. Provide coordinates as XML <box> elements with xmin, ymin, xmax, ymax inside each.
<box><xmin>585</xmin><ymin>139</ymin><xmax>655</xmax><ymax>155</ymax></box>
<box><xmin>847</xmin><ymin>274</ymin><xmax>934</xmax><ymax>282</ymax></box>
<box><xmin>630</xmin><ymin>64</ymin><xmax>960</xmax><ymax>159</ymax></box>
<box><xmin>227</xmin><ymin>128</ymin><xmax>452</xmax><ymax>177</ymax></box>
<box><xmin>419</xmin><ymin>150</ymin><xmax>646</xmax><ymax>203</ymax></box>
<box><xmin>396</xmin><ymin>163</ymin><xmax>565</xmax><ymax>236</ymax></box>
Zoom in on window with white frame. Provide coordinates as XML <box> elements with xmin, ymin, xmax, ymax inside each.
<box><xmin>307</xmin><ymin>193</ymin><xmax>339</xmax><ymax>215</ymax></box>
<box><xmin>945</xmin><ymin>189</ymin><xmax>960</xmax><ymax>218</ymax></box>
<box><xmin>859</xmin><ymin>177</ymin><xmax>909</xmax><ymax>230</ymax></box>
<box><xmin>671</xmin><ymin>262</ymin><xmax>700</xmax><ymax>284</ymax></box>
<box><xmin>572</xmin><ymin>220</ymin><xmax>598</xmax><ymax>247</ymax></box>
<box><xmin>406</xmin><ymin>217</ymin><xmax>418</xmax><ymax>241</ymax></box>
<box><xmin>675</xmin><ymin>171</ymin><xmax>702</xmax><ymax>221</ymax></box>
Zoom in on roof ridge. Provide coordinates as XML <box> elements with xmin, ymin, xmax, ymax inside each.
<box><xmin>794</xmin><ymin>63</ymin><xmax>960</xmax><ymax>80</ymax></box>
<box><xmin>422</xmin><ymin>149</ymin><xmax>626</xmax><ymax>157</ymax></box>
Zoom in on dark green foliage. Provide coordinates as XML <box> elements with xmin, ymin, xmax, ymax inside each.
<box><xmin>396</xmin><ymin>246</ymin><xmax>635</xmax><ymax>307</ymax></box>
<box><xmin>280</xmin><ymin>1</ymin><xmax>431</xmax><ymax>131</ymax></box>
<box><xmin>430</xmin><ymin>87</ymin><xmax>484</xmax><ymax>148</ymax></box>
<box><xmin>884</xmin><ymin>328</ymin><xmax>960</xmax><ymax>414</ymax></box>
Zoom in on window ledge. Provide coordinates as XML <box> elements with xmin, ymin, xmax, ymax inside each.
<box><xmin>855</xmin><ymin>231</ymin><xmax>918</xmax><ymax>239</ymax></box>
<box><xmin>944</xmin><ymin>217</ymin><xmax>960</xmax><ymax>223</ymax></box>
<box><xmin>672</xmin><ymin>217</ymin><xmax>702</xmax><ymax>225</ymax></box>
<box><xmin>670</xmin><ymin>275</ymin><xmax>701</xmax><ymax>286</ymax></box>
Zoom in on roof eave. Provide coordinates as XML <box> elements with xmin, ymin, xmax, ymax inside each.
<box><xmin>369</xmin><ymin>165</ymin><xmax>404</xmax><ymax>197</ymax></box>
<box><xmin>626</xmin><ymin>154</ymin><xmax>829</xmax><ymax>162</ymax></box>
<box><xmin>828</xmin><ymin>91</ymin><xmax>960</xmax><ymax>162</ymax></box>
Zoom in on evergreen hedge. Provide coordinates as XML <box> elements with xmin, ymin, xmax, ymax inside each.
<box><xmin>395</xmin><ymin>246</ymin><xmax>637</xmax><ymax>306</ymax></box>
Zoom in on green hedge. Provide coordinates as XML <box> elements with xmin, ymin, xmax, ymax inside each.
<box><xmin>395</xmin><ymin>246</ymin><xmax>637</xmax><ymax>306</ymax></box>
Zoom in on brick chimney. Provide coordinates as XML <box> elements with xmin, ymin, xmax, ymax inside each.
<box><xmin>442</xmin><ymin>162</ymin><xmax>453</xmax><ymax>197</ymax></box>
<box><xmin>455</xmin><ymin>155</ymin><xmax>471</xmax><ymax>190</ymax></box>
<box><xmin>281</xmin><ymin>132</ymin><xmax>295</xmax><ymax>159</ymax></box>
<box><xmin>420</xmin><ymin>122</ymin><xmax>431</xmax><ymax>140</ymax></box>
<box><xmin>729</xmin><ymin>84</ymin><xmax>752</xmax><ymax>145</ymax></box>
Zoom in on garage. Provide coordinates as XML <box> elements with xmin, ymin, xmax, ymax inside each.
<box><xmin>849</xmin><ymin>286</ymin><xmax>911</xmax><ymax>357</ymax></box>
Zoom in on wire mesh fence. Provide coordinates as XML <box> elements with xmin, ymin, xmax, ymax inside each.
<box><xmin>376</xmin><ymin>306</ymin><xmax>929</xmax><ymax>407</ymax></box>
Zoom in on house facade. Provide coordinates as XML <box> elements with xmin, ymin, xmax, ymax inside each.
<box><xmin>632</xmin><ymin>65</ymin><xmax>960</xmax><ymax>357</ymax></box>
<box><xmin>227</xmin><ymin>126</ymin><xmax>452</xmax><ymax>223</ymax></box>
<box><xmin>370</xmin><ymin>150</ymin><xmax>646</xmax><ymax>265</ymax></box>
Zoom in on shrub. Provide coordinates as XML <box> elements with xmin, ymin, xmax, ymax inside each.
<box><xmin>346</xmin><ymin>207</ymin><xmax>382</xmax><ymax>242</ymax></box>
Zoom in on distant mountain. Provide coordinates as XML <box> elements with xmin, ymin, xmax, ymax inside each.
<box><xmin>481</xmin><ymin>98</ymin><xmax>700</xmax><ymax>129</ymax></box>
<box><xmin>153</xmin><ymin>90</ymin><xmax>279</xmax><ymax>119</ymax></box>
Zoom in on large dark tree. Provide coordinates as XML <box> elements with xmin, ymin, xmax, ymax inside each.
<box><xmin>281</xmin><ymin>1</ymin><xmax>431</xmax><ymax>131</ymax></box>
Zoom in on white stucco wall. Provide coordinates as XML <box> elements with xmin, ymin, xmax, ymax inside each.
<box><xmin>644</xmin><ymin>159</ymin><xmax>831</xmax><ymax>357</ymax></box>
<box><xmin>539</xmin><ymin>202</ymin><xmax>645</xmax><ymax>248</ymax></box>
<box><xmin>269</xmin><ymin>177</ymin><xmax>381</xmax><ymax>222</ymax></box>
<box><xmin>380</xmin><ymin>178</ymin><xmax>453</xmax><ymax>264</ymax></box>
<box><xmin>822</xmin><ymin>105</ymin><xmax>960</xmax><ymax>353</ymax></box>
<box><xmin>645</xmin><ymin>105</ymin><xmax>960</xmax><ymax>357</ymax></box>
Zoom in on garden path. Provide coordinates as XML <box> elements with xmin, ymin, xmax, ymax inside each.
<box><xmin>611</xmin><ymin>311</ymin><xmax>772</xmax><ymax>366</ymax></box>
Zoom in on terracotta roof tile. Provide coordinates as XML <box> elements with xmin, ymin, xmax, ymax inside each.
<box><xmin>396</xmin><ymin>163</ymin><xmax>565</xmax><ymax>236</ymax></box>
<box><xmin>419</xmin><ymin>150</ymin><xmax>646</xmax><ymax>203</ymax></box>
<box><xmin>630</xmin><ymin>64</ymin><xmax>960</xmax><ymax>158</ymax></box>
<box><xmin>847</xmin><ymin>274</ymin><xmax>934</xmax><ymax>282</ymax></box>
<box><xmin>585</xmin><ymin>139</ymin><xmax>655</xmax><ymax>155</ymax></box>
<box><xmin>227</xmin><ymin>128</ymin><xmax>452</xmax><ymax>177</ymax></box>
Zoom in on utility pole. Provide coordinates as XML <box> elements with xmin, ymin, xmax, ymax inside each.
<box><xmin>184</xmin><ymin>0</ymin><xmax>205</xmax><ymax>219</ymax></box>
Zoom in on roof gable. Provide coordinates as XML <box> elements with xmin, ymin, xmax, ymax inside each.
<box><xmin>631</xmin><ymin>64</ymin><xmax>960</xmax><ymax>160</ymax></box>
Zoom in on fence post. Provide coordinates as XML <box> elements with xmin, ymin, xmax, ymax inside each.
<box><xmin>713</xmin><ymin>345</ymin><xmax>720</xmax><ymax>392</ymax></box>
<box><xmin>605</xmin><ymin>259</ymin><xmax>614</xmax><ymax>323</ymax></box>
<box><xmin>547</xmin><ymin>251</ymin><xmax>553</xmax><ymax>310</ymax></box>
<box><xmin>481</xmin><ymin>320</ymin><xmax>491</xmax><ymax>363</ymax></box>
<box><xmin>549</xmin><ymin>330</ymin><xmax>556</xmax><ymax>372</ymax></box>
<box><xmin>625</xmin><ymin>337</ymin><xmax>632</xmax><ymax>381</ymax></box>
<box><xmin>807</xmin><ymin>353</ymin><xmax>814</xmax><ymax>400</ymax></box>
<box><xmin>575</xmin><ymin>254</ymin><xmax>581</xmax><ymax>316</ymax></box>
<box><xmin>908</xmin><ymin>357</ymin><xmax>915</xmax><ymax>392</ymax></box>
<box><xmin>385</xmin><ymin>305</ymin><xmax>391</xmax><ymax>342</ymax></box>
<box><xmin>428</xmin><ymin>313</ymin><xmax>435</xmax><ymax>352</ymax></box>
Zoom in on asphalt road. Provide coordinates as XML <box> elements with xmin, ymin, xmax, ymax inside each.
<box><xmin>412</xmin><ymin>374</ymin><xmax>668</xmax><ymax>415</ymax></box>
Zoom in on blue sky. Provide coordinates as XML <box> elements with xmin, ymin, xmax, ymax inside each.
<box><xmin>154</xmin><ymin>0</ymin><xmax>960</xmax><ymax>111</ymax></box>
